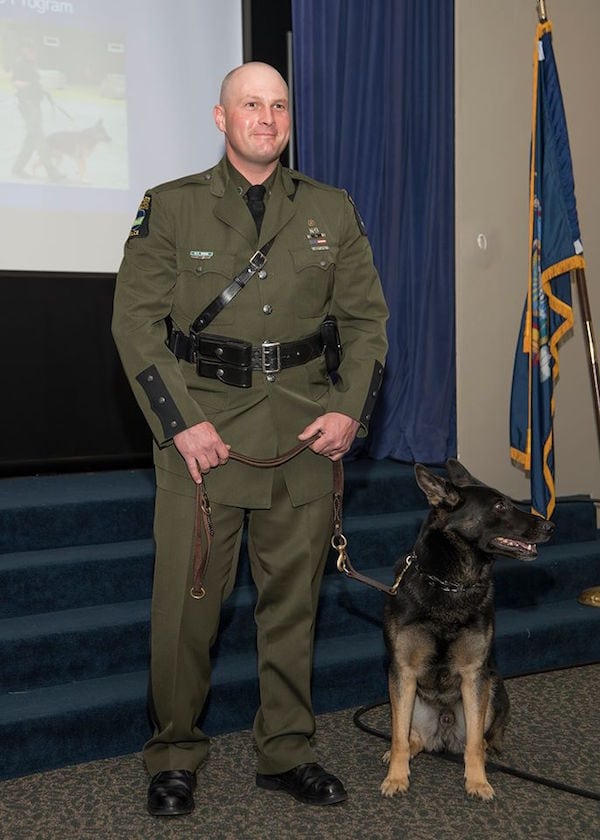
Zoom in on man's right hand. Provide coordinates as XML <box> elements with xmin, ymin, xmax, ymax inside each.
<box><xmin>173</xmin><ymin>421</ymin><xmax>231</xmax><ymax>484</ymax></box>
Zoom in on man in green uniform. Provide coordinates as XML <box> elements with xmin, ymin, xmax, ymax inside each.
<box><xmin>112</xmin><ymin>62</ymin><xmax>388</xmax><ymax>816</ymax></box>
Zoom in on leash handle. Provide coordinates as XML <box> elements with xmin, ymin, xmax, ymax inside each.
<box><xmin>228</xmin><ymin>434</ymin><xmax>320</xmax><ymax>468</ymax></box>
<box><xmin>191</xmin><ymin>434</ymin><xmax>320</xmax><ymax>598</ymax></box>
<box><xmin>191</xmin><ymin>483</ymin><xmax>213</xmax><ymax>599</ymax></box>
<box><xmin>191</xmin><ymin>433</ymin><xmax>402</xmax><ymax>599</ymax></box>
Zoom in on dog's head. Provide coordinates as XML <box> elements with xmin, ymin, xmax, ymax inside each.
<box><xmin>91</xmin><ymin>119</ymin><xmax>111</xmax><ymax>143</ymax></box>
<box><xmin>414</xmin><ymin>459</ymin><xmax>554</xmax><ymax>560</ymax></box>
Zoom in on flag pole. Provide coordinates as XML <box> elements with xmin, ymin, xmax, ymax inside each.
<box><xmin>576</xmin><ymin>265</ymin><xmax>600</xmax><ymax>608</ymax></box>
<box><xmin>534</xmin><ymin>1</ymin><xmax>600</xmax><ymax>606</ymax></box>
<box><xmin>574</xmin><ymin>267</ymin><xmax>600</xmax><ymax>451</ymax></box>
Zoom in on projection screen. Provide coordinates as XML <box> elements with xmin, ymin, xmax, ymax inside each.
<box><xmin>0</xmin><ymin>0</ymin><xmax>243</xmax><ymax>273</ymax></box>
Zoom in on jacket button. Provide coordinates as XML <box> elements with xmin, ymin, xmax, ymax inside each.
<box><xmin>195</xmin><ymin>266</ymin><xmax>203</xmax><ymax>273</ymax></box>
<box><xmin>170</xmin><ymin>420</ymin><xmax>178</xmax><ymax>428</ymax></box>
<box><xmin>262</xmin><ymin>304</ymin><xmax>273</xmax><ymax>315</ymax></box>
<box><xmin>258</xmin><ymin>269</ymin><xmax>268</xmax><ymax>279</ymax></box>
<box><xmin>158</xmin><ymin>396</ymin><xmax>166</xmax><ymax>404</ymax></box>
<box><xmin>266</xmin><ymin>374</ymin><xmax>276</xmax><ymax>383</ymax></box>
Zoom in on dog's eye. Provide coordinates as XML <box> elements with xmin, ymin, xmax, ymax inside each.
<box><xmin>494</xmin><ymin>500</ymin><xmax>508</xmax><ymax>512</ymax></box>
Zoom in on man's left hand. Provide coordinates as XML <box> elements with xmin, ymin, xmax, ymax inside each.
<box><xmin>298</xmin><ymin>412</ymin><xmax>360</xmax><ymax>461</ymax></box>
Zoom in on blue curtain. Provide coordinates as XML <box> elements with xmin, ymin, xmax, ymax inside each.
<box><xmin>292</xmin><ymin>0</ymin><xmax>456</xmax><ymax>463</ymax></box>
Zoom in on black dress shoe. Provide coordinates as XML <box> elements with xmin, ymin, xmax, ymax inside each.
<box><xmin>147</xmin><ymin>769</ymin><xmax>196</xmax><ymax>816</ymax></box>
<box><xmin>256</xmin><ymin>762</ymin><xmax>347</xmax><ymax>805</ymax></box>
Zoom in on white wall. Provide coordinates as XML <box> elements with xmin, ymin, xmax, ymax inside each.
<box><xmin>455</xmin><ymin>0</ymin><xmax>600</xmax><ymax>504</ymax></box>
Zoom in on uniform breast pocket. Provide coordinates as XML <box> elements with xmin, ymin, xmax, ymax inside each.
<box><xmin>175</xmin><ymin>250</ymin><xmax>237</xmax><ymax>325</ymax></box>
<box><xmin>290</xmin><ymin>248</ymin><xmax>336</xmax><ymax>318</ymax></box>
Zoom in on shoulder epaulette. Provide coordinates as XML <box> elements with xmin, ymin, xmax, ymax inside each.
<box><xmin>151</xmin><ymin>170</ymin><xmax>213</xmax><ymax>194</ymax></box>
<box><xmin>286</xmin><ymin>168</ymin><xmax>343</xmax><ymax>194</ymax></box>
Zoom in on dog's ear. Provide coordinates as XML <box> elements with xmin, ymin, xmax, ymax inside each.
<box><xmin>415</xmin><ymin>464</ymin><xmax>461</xmax><ymax>508</ymax></box>
<box><xmin>445</xmin><ymin>458</ymin><xmax>481</xmax><ymax>487</ymax></box>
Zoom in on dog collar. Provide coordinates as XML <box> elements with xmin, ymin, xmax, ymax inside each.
<box><xmin>412</xmin><ymin>555</ymin><xmax>485</xmax><ymax>593</ymax></box>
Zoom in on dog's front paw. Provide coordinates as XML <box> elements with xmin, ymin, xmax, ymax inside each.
<box><xmin>380</xmin><ymin>774</ymin><xmax>410</xmax><ymax>797</ymax></box>
<box><xmin>381</xmin><ymin>749</ymin><xmax>390</xmax><ymax>765</ymax></box>
<box><xmin>465</xmin><ymin>779</ymin><xmax>495</xmax><ymax>801</ymax></box>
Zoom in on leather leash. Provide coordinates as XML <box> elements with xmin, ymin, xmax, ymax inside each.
<box><xmin>190</xmin><ymin>434</ymin><xmax>401</xmax><ymax>599</ymax></box>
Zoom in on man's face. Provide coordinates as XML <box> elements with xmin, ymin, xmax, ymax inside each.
<box><xmin>214</xmin><ymin>64</ymin><xmax>290</xmax><ymax>173</ymax></box>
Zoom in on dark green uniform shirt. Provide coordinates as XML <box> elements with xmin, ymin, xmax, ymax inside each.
<box><xmin>112</xmin><ymin>157</ymin><xmax>389</xmax><ymax>507</ymax></box>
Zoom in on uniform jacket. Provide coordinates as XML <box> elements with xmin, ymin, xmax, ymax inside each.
<box><xmin>112</xmin><ymin>157</ymin><xmax>389</xmax><ymax>507</ymax></box>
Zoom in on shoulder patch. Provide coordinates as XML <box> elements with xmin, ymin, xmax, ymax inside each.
<box><xmin>347</xmin><ymin>192</ymin><xmax>367</xmax><ymax>236</ymax></box>
<box><xmin>128</xmin><ymin>194</ymin><xmax>152</xmax><ymax>239</ymax></box>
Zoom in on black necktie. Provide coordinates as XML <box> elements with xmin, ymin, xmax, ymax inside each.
<box><xmin>246</xmin><ymin>184</ymin><xmax>266</xmax><ymax>234</ymax></box>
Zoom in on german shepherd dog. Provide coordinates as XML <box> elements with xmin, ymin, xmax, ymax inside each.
<box><xmin>44</xmin><ymin>118</ymin><xmax>111</xmax><ymax>182</ymax></box>
<box><xmin>381</xmin><ymin>459</ymin><xmax>554</xmax><ymax>800</ymax></box>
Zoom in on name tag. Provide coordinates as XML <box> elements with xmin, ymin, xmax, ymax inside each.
<box><xmin>189</xmin><ymin>250</ymin><xmax>214</xmax><ymax>259</ymax></box>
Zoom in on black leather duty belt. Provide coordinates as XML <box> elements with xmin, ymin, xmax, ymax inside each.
<box><xmin>168</xmin><ymin>327</ymin><xmax>324</xmax><ymax>388</ymax></box>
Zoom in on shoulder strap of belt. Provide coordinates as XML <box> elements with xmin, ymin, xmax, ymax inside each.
<box><xmin>189</xmin><ymin>181</ymin><xmax>299</xmax><ymax>336</ymax></box>
<box><xmin>189</xmin><ymin>239</ymin><xmax>275</xmax><ymax>335</ymax></box>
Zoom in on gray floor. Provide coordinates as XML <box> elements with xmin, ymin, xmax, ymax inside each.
<box><xmin>0</xmin><ymin>664</ymin><xmax>598</xmax><ymax>840</ymax></box>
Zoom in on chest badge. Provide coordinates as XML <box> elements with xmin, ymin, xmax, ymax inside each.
<box><xmin>306</xmin><ymin>219</ymin><xmax>329</xmax><ymax>251</ymax></box>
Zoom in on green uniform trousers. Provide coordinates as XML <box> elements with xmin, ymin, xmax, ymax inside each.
<box><xmin>143</xmin><ymin>466</ymin><xmax>333</xmax><ymax>776</ymax></box>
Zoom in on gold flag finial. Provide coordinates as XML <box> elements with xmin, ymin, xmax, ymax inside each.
<box><xmin>537</xmin><ymin>0</ymin><xmax>548</xmax><ymax>23</ymax></box>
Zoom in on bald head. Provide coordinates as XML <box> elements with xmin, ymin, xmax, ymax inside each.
<box><xmin>219</xmin><ymin>62</ymin><xmax>288</xmax><ymax>107</ymax></box>
<box><xmin>213</xmin><ymin>61</ymin><xmax>291</xmax><ymax>183</ymax></box>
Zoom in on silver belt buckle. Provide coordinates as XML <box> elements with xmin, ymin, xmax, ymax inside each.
<box><xmin>249</xmin><ymin>250</ymin><xmax>267</xmax><ymax>270</ymax></box>
<box><xmin>261</xmin><ymin>340</ymin><xmax>281</xmax><ymax>374</ymax></box>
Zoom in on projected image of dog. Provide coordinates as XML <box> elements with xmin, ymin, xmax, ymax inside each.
<box><xmin>42</xmin><ymin>118</ymin><xmax>111</xmax><ymax>183</ymax></box>
<box><xmin>381</xmin><ymin>459</ymin><xmax>554</xmax><ymax>801</ymax></box>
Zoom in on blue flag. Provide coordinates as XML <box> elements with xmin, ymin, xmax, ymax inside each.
<box><xmin>510</xmin><ymin>20</ymin><xmax>585</xmax><ymax>519</ymax></box>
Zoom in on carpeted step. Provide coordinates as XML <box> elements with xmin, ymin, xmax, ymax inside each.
<box><xmin>0</xmin><ymin>460</ymin><xmax>598</xmax><ymax>782</ymax></box>
<box><xmin>495</xmin><ymin>599</ymin><xmax>600</xmax><ymax>675</ymax></box>
<box><xmin>308</xmin><ymin>544</ymin><xmax>600</xmax><ymax>650</ymax></box>
<box><xmin>5</xmin><ymin>534</ymin><xmax>600</xmax><ymax>693</ymax></box>
<box><xmin>0</xmin><ymin>461</ymin><xmax>422</xmax><ymax>555</ymax></box>
<box><xmin>0</xmin><ymin>540</ymin><xmax>155</xmax><ymax>619</ymax></box>
<box><xmin>0</xmin><ymin>669</ymin><xmax>152</xmax><ymax>781</ymax></box>
<box><xmin>2</xmin><ymin>597</ymin><xmax>599</xmax><ymax>781</ymax></box>
<box><xmin>0</xmin><ymin>470</ymin><xmax>156</xmax><ymax>553</ymax></box>
<box><xmin>3</xmin><ymin>501</ymin><xmax>596</xmax><ymax>622</ymax></box>
<box><xmin>0</xmin><ymin>600</ymin><xmax>151</xmax><ymax>693</ymax></box>
<box><xmin>315</xmin><ymin>597</ymin><xmax>600</xmax><ymax>710</ymax></box>
<box><xmin>494</xmin><ymin>540</ymin><xmax>600</xmax><ymax>607</ymax></box>
<box><xmin>1</xmin><ymin>465</ymin><xmax>596</xmax><ymax>555</ymax></box>
<box><xmin>0</xmin><ymin>510</ymin><xmax>417</xmax><ymax>621</ymax></box>
<box><xmin>0</xmin><ymin>508</ymin><xmax>427</xmax><ymax>620</ymax></box>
